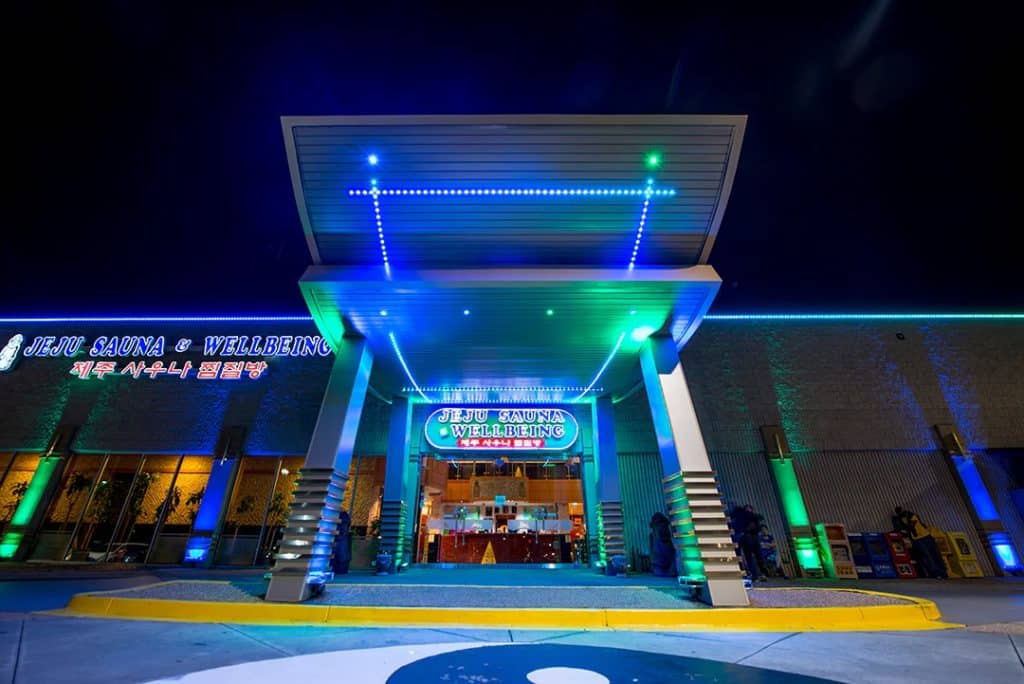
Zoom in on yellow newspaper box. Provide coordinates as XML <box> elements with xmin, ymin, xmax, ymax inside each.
<box><xmin>943</xmin><ymin>531</ymin><xmax>984</xmax><ymax>578</ymax></box>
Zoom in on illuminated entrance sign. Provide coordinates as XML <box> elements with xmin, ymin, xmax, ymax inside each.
<box><xmin>425</xmin><ymin>407</ymin><xmax>579</xmax><ymax>451</ymax></box>
<box><xmin>1</xmin><ymin>331</ymin><xmax>333</xmax><ymax>381</ymax></box>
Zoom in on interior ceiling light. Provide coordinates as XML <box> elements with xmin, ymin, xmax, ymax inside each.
<box><xmin>630</xmin><ymin>326</ymin><xmax>656</xmax><ymax>342</ymax></box>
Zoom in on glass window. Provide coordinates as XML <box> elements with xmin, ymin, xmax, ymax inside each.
<box><xmin>29</xmin><ymin>454</ymin><xmax>105</xmax><ymax>560</ymax></box>
<box><xmin>145</xmin><ymin>455</ymin><xmax>214</xmax><ymax>564</ymax></box>
<box><xmin>215</xmin><ymin>456</ymin><xmax>277</xmax><ymax>566</ymax></box>
<box><xmin>256</xmin><ymin>456</ymin><xmax>302</xmax><ymax>565</ymax></box>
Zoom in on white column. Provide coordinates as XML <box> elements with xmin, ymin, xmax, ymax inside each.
<box><xmin>266</xmin><ymin>337</ymin><xmax>373</xmax><ymax>602</ymax></box>
<box><xmin>640</xmin><ymin>335</ymin><xmax>748</xmax><ymax>607</ymax></box>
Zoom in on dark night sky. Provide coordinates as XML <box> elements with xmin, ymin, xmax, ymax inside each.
<box><xmin>4</xmin><ymin>3</ymin><xmax>1019</xmax><ymax>314</ymax></box>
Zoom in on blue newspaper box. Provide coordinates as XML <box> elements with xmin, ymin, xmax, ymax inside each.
<box><xmin>849</xmin><ymin>533</ymin><xmax>898</xmax><ymax>579</ymax></box>
<box><xmin>864</xmin><ymin>532</ymin><xmax>898</xmax><ymax>578</ymax></box>
<box><xmin>848</xmin><ymin>533</ymin><xmax>874</xmax><ymax>578</ymax></box>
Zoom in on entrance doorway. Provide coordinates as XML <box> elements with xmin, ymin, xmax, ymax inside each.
<box><xmin>416</xmin><ymin>456</ymin><xmax>587</xmax><ymax>565</ymax></box>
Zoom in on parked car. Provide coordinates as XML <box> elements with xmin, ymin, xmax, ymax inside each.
<box><xmin>87</xmin><ymin>542</ymin><xmax>149</xmax><ymax>563</ymax></box>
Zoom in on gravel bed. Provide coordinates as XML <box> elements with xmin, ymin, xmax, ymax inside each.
<box><xmin>306</xmin><ymin>584</ymin><xmax>701</xmax><ymax>609</ymax></box>
<box><xmin>99</xmin><ymin>581</ymin><xmax>912</xmax><ymax>610</ymax></box>
<box><xmin>103</xmin><ymin>581</ymin><xmax>261</xmax><ymax>603</ymax></box>
<box><xmin>748</xmin><ymin>588</ymin><xmax>910</xmax><ymax>608</ymax></box>
<box><xmin>965</xmin><ymin>622</ymin><xmax>1024</xmax><ymax>634</ymax></box>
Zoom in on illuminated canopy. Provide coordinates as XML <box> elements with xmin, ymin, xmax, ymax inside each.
<box><xmin>283</xmin><ymin>115</ymin><xmax>747</xmax><ymax>401</ymax></box>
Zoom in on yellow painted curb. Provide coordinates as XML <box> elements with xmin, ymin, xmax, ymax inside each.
<box><xmin>59</xmin><ymin>582</ymin><xmax>960</xmax><ymax>632</ymax></box>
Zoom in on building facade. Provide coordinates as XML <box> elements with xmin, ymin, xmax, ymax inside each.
<box><xmin>1</xmin><ymin>116</ymin><xmax>1021</xmax><ymax>605</ymax></box>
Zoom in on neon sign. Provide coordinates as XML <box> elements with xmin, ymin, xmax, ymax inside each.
<box><xmin>0</xmin><ymin>334</ymin><xmax>22</xmax><ymax>372</ymax></box>
<box><xmin>20</xmin><ymin>334</ymin><xmax>332</xmax><ymax>358</ymax></box>
<box><xmin>68</xmin><ymin>360</ymin><xmax>268</xmax><ymax>380</ymax></box>
<box><xmin>1</xmin><ymin>331</ymin><xmax>332</xmax><ymax>380</ymax></box>
<box><xmin>424</xmin><ymin>407</ymin><xmax>579</xmax><ymax>451</ymax></box>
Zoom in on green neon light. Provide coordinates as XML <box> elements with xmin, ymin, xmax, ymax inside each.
<box><xmin>0</xmin><ymin>533</ymin><xmax>22</xmax><ymax>559</ymax></box>
<box><xmin>768</xmin><ymin>458</ymin><xmax>822</xmax><ymax>573</ymax></box>
<box><xmin>0</xmin><ymin>456</ymin><xmax>61</xmax><ymax>559</ymax></box>
<box><xmin>795</xmin><ymin>541</ymin><xmax>822</xmax><ymax>570</ymax></box>
<box><xmin>769</xmin><ymin>459</ymin><xmax>810</xmax><ymax>528</ymax></box>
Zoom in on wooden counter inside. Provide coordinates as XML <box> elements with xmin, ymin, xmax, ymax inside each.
<box><xmin>438</xmin><ymin>533</ymin><xmax>569</xmax><ymax>564</ymax></box>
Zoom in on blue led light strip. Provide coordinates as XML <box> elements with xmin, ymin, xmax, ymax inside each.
<box><xmin>348</xmin><ymin>187</ymin><xmax>676</xmax><ymax>197</ymax></box>
<box><xmin>705</xmin><ymin>313</ymin><xmax>1024</xmax><ymax>321</ymax></box>
<box><xmin>368</xmin><ymin>183</ymin><xmax>391</xmax><ymax>276</ymax></box>
<box><xmin>573</xmin><ymin>332</ymin><xmax>626</xmax><ymax>402</ymax></box>
<box><xmin>388</xmin><ymin>331</ymin><xmax>428</xmax><ymax>402</ymax></box>
<box><xmin>628</xmin><ymin>182</ymin><xmax>654</xmax><ymax>270</ymax></box>
<box><xmin>2</xmin><ymin>313</ymin><xmax>1021</xmax><ymax>324</ymax></box>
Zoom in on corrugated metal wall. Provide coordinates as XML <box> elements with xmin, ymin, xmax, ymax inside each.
<box><xmin>792</xmin><ymin>449</ymin><xmax>993</xmax><ymax>575</ymax></box>
<box><xmin>617</xmin><ymin>451</ymin><xmax>666</xmax><ymax>565</ymax></box>
<box><xmin>709</xmin><ymin>451</ymin><xmax>793</xmax><ymax>571</ymax></box>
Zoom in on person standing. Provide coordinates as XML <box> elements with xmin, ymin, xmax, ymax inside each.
<box><xmin>731</xmin><ymin>504</ymin><xmax>767</xmax><ymax>582</ymax></box>
<box><xmin>892</xmin><ymin>506</ymin><xmax>947</xmax><ymax>579</ymax></box>
<box><xmin>648</xmin><ymin>512</ymin><xmax>677</xmax><ymax>577</ymax></box>
<box><xmin>332</xmin><ymin>510</ymin><xmax>352</xmax><ymax>575</ymax></box>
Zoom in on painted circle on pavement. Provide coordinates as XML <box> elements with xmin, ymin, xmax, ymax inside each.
<box><xmin>388</xmin><ymin>644</ymin><xmax>839</xmax><ymax>683</ymax></box>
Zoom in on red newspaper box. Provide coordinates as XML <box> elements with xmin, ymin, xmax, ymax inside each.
<box><xmin>884</xmin><ymin>531</ymin><xmax>917</xmax><ymax>578</ymax></box>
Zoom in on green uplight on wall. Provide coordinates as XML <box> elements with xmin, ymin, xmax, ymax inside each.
<box><xmin>645</xmin><ymin>151</ymin><xmax>662</xmax><ymax>169</ymax></box>
<box><xmin>768</xmin><ymin>457</ymin><xmax>823</xmax><ymax>573</ymax></box>
<box><xmin>546</xmin><ymin>309</ymin><xmax>555</xmax><ymax>317</ymax></box>
<box><xmin>769</xmin><ymin>458</ymin><xmax>810</xmax><ymax>528</ymax></box>
<box><xmin>0</xmin><ymin>456</ymin><xmax>61</xmax><ymax>559</ymax></box>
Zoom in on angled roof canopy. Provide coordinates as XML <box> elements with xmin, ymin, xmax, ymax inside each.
<box><xmin>283</xmin><ymin>115</ymin><xmax>746</xmax><ymax>400</ymax></box>
<box><xmin>283</xmin><ymin>115</ymin><xmax>746</xmax><ymax>271</ymax></box>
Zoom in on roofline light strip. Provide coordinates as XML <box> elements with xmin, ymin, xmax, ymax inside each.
<box><xmin>1</xmin><ymin>313</ymin><xmax>1020</xmax><ymax>324</ymax></box>
<box><xmin>704</xmin><ymin>313</ymin><xmax>1024</xmax><ymax>321</ymax></box>
<box><xmin>388</xmin><ymin>331</ymin><xmax>429</xmax><ymax>403</ymax></box>
<box><xmin>573</xmin><ymin>331</ymin><xmax>626</xmax><ymax>403</ymax></box>
<box><xmin>348</xmin><ymin>187</ymin><xmax>676</xmax><ymax>197</ymax></box>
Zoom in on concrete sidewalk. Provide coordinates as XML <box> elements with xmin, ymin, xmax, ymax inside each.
<box><xmin>1</xmin><ymin>613</ymin><xmax>1022</xmax><ymax>683</ymax></box>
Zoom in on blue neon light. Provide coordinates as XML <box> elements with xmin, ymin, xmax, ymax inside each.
<box><xmin>367</xmin><ymin>153</ymin><xmax>379</xmax><ymax>166</ymax></box>
<box><xmin>952</xmin><ymin>456</ymin><xmax>1000</xmax><ymax>521</ymax></box>
<box><xmin>192</xmin><ymin>459</ymin><xmax>235</xmax><ymax>532</ymax></box>
<box><xmin>628</xmin><ymin>182</ymin><xmax>654</xmax><ymax>270</ymax></box>
<box><xmin>388</xmin><ymin>331</ymin><xmax>428</xmax><ymax>402</ymax></box>
<box><xmin>993</xmin><ymin>542</ymin><xmax>1021</xmax><ymax>570</ymax></box>
<box><xmin>348</xmin><ymin>187</ymin><xmax>677</xmax><ymax>197</ymax></box>
<box><xmin>2</xmin><ymin>313</ymin><xmax>1021</xmax><ymax>325</ymax></box>
<box><xmin>574</xmin><ymin>331</ymin><xmax>626</xmax><ymax>402</ymax></box>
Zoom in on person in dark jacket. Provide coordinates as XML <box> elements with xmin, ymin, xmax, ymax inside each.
<box><xmin>649</xmin><ymin>512</ymin><xmax>677</xmax><ymax>577</ymax></box>
<box><xmin>332</xmin><ymin>510</ymin><xmax>352</xmax><ymax>575</ymax></box>
<box><xmin>892</xmin><ymin>506</ymin><xmax>947</xmax><ymax>578</ymax></box>
<box><xmin>731</xmin><ymin>504</ymin><xmax>767</xmax><ymax>582</ymax></box>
